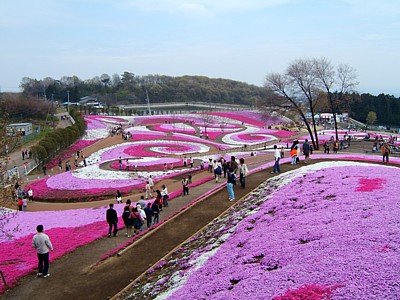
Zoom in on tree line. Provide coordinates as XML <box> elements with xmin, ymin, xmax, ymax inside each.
<box><xmin>20</xmin><ymin>74</ymin><xmax>266</xmax><ymax>107</ymax></box>
<box><xmin>349</xmin><ymin>93</ymin><xmax>400</xmax><ymax>128</ymax></box>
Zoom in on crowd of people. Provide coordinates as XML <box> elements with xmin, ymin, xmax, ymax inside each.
<box><xmin>108</xmin><ymin>180</ymin><xmax>171</xmax><ymax>238</ymax></box>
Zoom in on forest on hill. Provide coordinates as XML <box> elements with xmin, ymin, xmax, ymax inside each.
<box><xmin>19</xmin><ymin>74</ymin><xmax>265</xmax><ymax>107</ymax></box>
<box><xmin>349</xmin><ymin>93</ymin><xmax>400</xmax><ymax>127</ymax></box>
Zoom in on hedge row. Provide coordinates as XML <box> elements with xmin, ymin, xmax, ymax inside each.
<box><xmin>30</xmin><ymin>109</ymin><xmax>86</xmax><ymax>164</ymax></box>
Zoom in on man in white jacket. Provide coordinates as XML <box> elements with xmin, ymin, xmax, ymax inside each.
<box><xmin>32</xmin><ymin>225</ymin><xmax>54</xmax><ymax>278</ymax></box>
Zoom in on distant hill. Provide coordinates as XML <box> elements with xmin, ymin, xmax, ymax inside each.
<box><xmin>20</xmin><ymin>74</ymin><xmax>266</xmax><ymax>107</ymax></box>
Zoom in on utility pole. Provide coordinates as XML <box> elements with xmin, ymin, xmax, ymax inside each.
<box><xmin>67</xmin><ymin>90</ymin><xmax>70</xmax><ymax>114</ymax></box>
<box><xmin>146</xmin><ymin>90</ymin><xmax>151</xmax><ymax>115</ymax></box>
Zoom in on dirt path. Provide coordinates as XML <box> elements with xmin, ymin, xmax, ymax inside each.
<box><xmin>2</xmin><ymin>140</ymin><xmax>381</xmax><ymax>299</ymax></box>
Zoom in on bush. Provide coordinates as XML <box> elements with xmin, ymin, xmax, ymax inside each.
<box><xmin>31</xmin><ymin>145</ymin><xmax>47</xmax><ymax>163</ymax></box>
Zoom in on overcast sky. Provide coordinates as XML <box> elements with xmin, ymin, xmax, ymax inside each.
<box><xmin>1</xmin><ymin>0</ymin><xmax>399</xmax><ymax>96</ymax></box>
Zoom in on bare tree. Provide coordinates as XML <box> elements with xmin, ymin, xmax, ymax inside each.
<box><xmin>265</xmin><ymin>58</ymin><xmax>320</xmax><ymax>149</ymax></box>
<box><xmin>314</xmin><ymin>57</ymin><xmax>358</xmax><ymax>140</ymax></box>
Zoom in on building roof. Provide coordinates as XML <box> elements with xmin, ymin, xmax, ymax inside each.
<box><xmin>6</xmin><ymin>123</ymin><xmax>32</xmax><ymax>127</ymax></box>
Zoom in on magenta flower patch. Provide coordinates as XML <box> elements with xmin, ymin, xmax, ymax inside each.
<box><xmin>355</xmin><ymin>178</ymin><xmax>386</xmax><ymax>192</ymax></box>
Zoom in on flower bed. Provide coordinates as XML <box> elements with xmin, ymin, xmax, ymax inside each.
<box><xmin>95</xmin><ymin>141</ymin><xmax>210</xmax><ymax>163</ymax></box>
<box><xmin>122</xmin><ymin>161</ymin><xmax>400</xmax><ymax>299</ymax></box>
<box><xmin>109</xmin><ymin>157</ymin><xmax>184</xmax><ymax>171</ymax></box>
<box><xmin>0</xmin><ymin>205</ymin><xmax>119</xmax><ymax>294</ymax></box>
<box><xmin>151</xmin><ymin>123</ymin><xmax>197</xmax><ymax>135</ymax></box>
<box><xmin>46</xmin><ymin>139</ymin><xmax>99</xmax><ymax>169</ymax></box>
<box><xmin>209</xmin><ymin>111</ymin><xmax>287</xmax><ymax>127</ymax></box>
<box><xmin>222</xmin><ymin>127</ymin><xmax>277</xmax><ymax>145</ymax></box>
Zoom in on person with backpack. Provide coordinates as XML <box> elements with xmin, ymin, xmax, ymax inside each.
<box><xmin>382</xmin><ymin>143</ymin><xmax>391</xmax><ymax>163</ymax></box>
<box><xmin>129</xmin><ymin>206</ymin><xmax>144</xmax><ymax>236</ymax></box>
<box><xmin>122</xmin><ymin>206</ymin><xmax>133</xmax><ymax>237</ymax></box>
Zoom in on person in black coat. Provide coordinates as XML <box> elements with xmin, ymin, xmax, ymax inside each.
<box><xmin>144</xmin><ymin>203</ymin><xmax>154</xmax><ymax>228</ymax></box>
<box><xmin>151</xmin><ymin>201</ymin><xmax>160</xmax><ymax>225</ymax></box>
<box><xmin>106</xmin><ymin>203</ymin><xmax>118</xmax><ymax>237</ymax></box>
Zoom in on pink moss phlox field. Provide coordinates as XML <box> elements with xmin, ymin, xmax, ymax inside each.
<box><xmin>171</xmin><ymin>133</ymin><xmax>233</xmax><ymax>150</ymax></box>
<box><xmin>46</xmin><ymin>139</ymin><xmax>99</xmax><ymax>168</ymax></box>
<box><xmin>167</xmin><ymin>163</ymin><xmax>400</xmax><ymax>299</ymax></box>
<box><xmin>84</xmin><ymin>116</ymin><xmax>108</xmax><ymax>130</ymax></box>
<box><xmin>27</xmin><ymin>176</ymin><xmax>136</xmax><ymax>201</ymax></box>
<box><xmin>131</xmin><ymin>132</ymin><xmax>168</xmax><ymax>141</ymax></box>
<box><xmin>109</xmin><ymin>157</ymin><xmax>183</xmax><ymax>170</ymax></box>
<box><xmin>0</xmin><ymin>219</ymin><xmax>119</xmax><ymax>294</ymax></box>
<box><xmin>209</xmin><ymin>111</ymin><xmax>286</xmax><ymax>127</ymax></box>
<box><xmin>86</xmin><ymin>115</ymin><xmax>128</xmax><ymax>126</ymax></box>
<box><xmin>151</xmin><ymin>124</ymin><xmax>196</xmax><ymax>135</ymax></box>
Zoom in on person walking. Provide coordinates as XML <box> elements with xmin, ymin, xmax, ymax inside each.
<box><xmin>290</xmin><ymin>142</ymin><xmax>298</xmax><ymax>165</ymax></box>
<box><xmin>115</xmin><ymin>190</ymin><xmax>122</xmax><ymax>204</ymax></box>
<box><xmin>27</xmin><ymin>187</ymin><xmax>33</xmax><ymax>201</ymax></box>
<box><xmin>22</xmin><ymin>194</ymin><xmax>28</xmax><ymax>211</ymax></box>
<box><xmin>32</xmin><ymin>225</ymin><xmax>53</xmax><ymax>278</ymax></box>
<box><xmin>272</xmin><ymin>145</ymin><xmax>281</xmax><ymax>174</ymax></box>
<box><xmin>227</xmin><ymin>167</ymin><xmax>236</xmax><ymax>201</ymax></box>
<box><xmin>106</xmin><ymin>203</ymin><xmax>118</xmax><ymax>237</ymax></box>
<box><xmin>214</xmin><ymin>161</ymin><xmax>222</xmax><ymax>183</ymax></box>
<box><xmin>239</xmin><ymin>158</ymin><xmax>248</xmax><ymax>188</ymax></box>
<box><xmin>155</xmin><ymin>189</ymin><xmax>163</xmax><ymax>211</ymax></box>
<box><xmin>122</xmin><ymin>206</ymin><xmax>133</xmax><ymax>237</ymax></box>
<box><xmin>148</xmin><ymin>175</ymin><xmax>155</xmax><ymax>192</ymax></box>
<box><xmin>17</xmin><ymin>197</ymin><xmax>23</xmax><ymax>211</ymax></box>
<box><xmin>145</xmin><ymin>181</ymin><xmax>152</xmax><ymax>199</ymax></box>
<box><xmin>137</xmin><ymin>195</ymin><xmax>147</xmax><ymax>212</ymax></box>
<box><xmin>151</xmin><ymin>201</ymin><xmax>160</xmax><ymax>224</ymax></box>
<box><xmin>230</xmin><ymin>156</ymin><xmax>238</xmax><ymax>174</ymax></box>
<box><xmin>280</xmin><ymin>146</ymin><xmax>285</xmax><ymax>158</ymax></box>
<box><xmin>190</xmin><ymin>156</ymin><xmax>194</xmax><ymax>168</ymax></box>
<box><xmin>161</xmin><ymin>184</ymin><xmax>169</xmax><ymax>207</ymax></box>
<box><xmin>136</xmin><ymin>204</ymin><xmax>146</xmax><ymax>232</ymax></box>
<box><xmin>129</xmin><ymin>206</ymin><xmax>144</xmax><ymax>235</ymax></box>
<box><xmin>182</xmin><ymin>176</ymin><xmax>189</xmax><ymax>196</ymax></box>
<box><xmin>144</xmin><ymin>203</ymin><xmax>154</xmax><ymax>228</ymax></box>
<box><xmin>382</xmin><ymin>143</ymin><xmax>391</xmax><ymax>163</ymax></box>
<box><xmin>302</xmin><ymin>139</ymin><xmax>310</xmax><ymax>163</ymax></box>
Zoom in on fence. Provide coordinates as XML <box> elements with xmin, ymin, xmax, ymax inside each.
<box><xmin>2</xmin><ymin>160</ymin><xmax>39</xmax><ymax>186</ymax></box>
